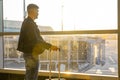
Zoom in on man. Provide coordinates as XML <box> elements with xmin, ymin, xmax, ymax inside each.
<box><xmin>17</xmin><ymin>4</ymin><xmax>59</xmax><ymax>80</ymax></box>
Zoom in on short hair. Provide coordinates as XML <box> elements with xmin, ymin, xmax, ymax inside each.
<box><xmin>27</xmin><ymin>4</ymin><xmax>39</xmax><ymax>12</ymax></box>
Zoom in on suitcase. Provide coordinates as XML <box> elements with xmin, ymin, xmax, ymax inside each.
<box><xmin>46</xmin><ymin>50</ymin><xmax>66</xmax><ymax>80</ymax></box>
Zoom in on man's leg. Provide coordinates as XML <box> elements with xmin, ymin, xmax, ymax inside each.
<box><xmin>23</xmin><ymin>54</ymin><xmax>39</xmax><ymax>80</ymax></box>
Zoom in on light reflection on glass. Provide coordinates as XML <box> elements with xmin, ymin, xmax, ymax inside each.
<box><xmin>3</xmin><ymin>34</ymin><xmax>118</xmax><ymax>76</ymax></box>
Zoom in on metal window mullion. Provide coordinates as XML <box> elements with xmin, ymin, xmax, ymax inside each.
<box><xmin>0</xmin><ymin>0</ymin><xmax>4</xmax><ymax>68</ymax></box>
<box><xmin>118</xmin><ymin>0</ymin><xmax>120</xmax><ymax>79</ymax></box>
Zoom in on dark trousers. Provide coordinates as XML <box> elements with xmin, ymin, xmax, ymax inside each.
<box><xmin>23</xmin><ymin>53</ymin><xmax>39</xmax><ymax>80</ymax></box>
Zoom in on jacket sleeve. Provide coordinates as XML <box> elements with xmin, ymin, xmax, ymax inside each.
<box><xmin>26</xmin><ymin>22</ymin><xmax>52</xmax><ymax>50</ymax></box>
<box><xmin>38</xmin><ymin>36</ymin><xmax>52</xmax><ymax>50</ymax></box>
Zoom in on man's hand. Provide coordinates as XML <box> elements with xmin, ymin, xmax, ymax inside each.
<box><xmin>50</xmin><ymin>45</ymin><xmax>59</xmax><ymax>51</ymax></box>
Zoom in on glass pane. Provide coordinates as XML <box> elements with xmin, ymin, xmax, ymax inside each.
<box><xmin>3</xmin><ymin>0</ymin><xmax>23</xmax><ymax>32</ymax></box>
<box><xmin>25</xmin><ymin>0</ymin><xmax>117</xmax><ymax>31</ymax></box>
<box><xmin>25</xmin><ymin>0</ymin><xmax>62</xmax><ymax>31</ymax></box>
<box><xmin>4</xmin><ymin>34</ymin><xmax>118</xmax><ymax>76</ymax></box>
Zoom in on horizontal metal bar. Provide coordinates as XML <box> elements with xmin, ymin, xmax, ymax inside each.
<box><xmin>41</xmin><ymin>30</ymin><xmax>118</xmax><ymax>35</ymax></box>
<box><xmin>0</xmin><ymin>69</ymin><xmax>118</xmax><ymax>80</ymax></box>
<box><xmin>1</xmin><ymin>30</ymin><xmax>118</xmax><ymax>35</ymax></box>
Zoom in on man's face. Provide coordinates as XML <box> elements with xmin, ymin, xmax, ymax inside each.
<box><xmin>32</xmin><ymin>8</ymin><xmax>39</xmax><ymax>19</ymax></box>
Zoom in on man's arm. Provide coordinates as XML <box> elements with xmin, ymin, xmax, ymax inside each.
<box><xmin>26</xmin><ymin>22</ymin><xmax>59</xmax><ymax>51</ymax></box>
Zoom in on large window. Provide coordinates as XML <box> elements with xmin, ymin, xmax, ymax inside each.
<box><xmin>26</xmin><ymin>0</ymin><xmax>117</xmax><ymax>31</ymax></box>
<box><xmin>3</xmin><ymin>0</ymin><xmax>23</xmax><ymax>32</ymax></box>
<box><xmin>3</xmin><ymin>0</ymin><xmax>118</xmax><ymax>78</ymax></box>
<box><xmin>4</xmin><ymin>34</ymin><xmax>118</xmax><ymax>76</ymax></box>
<box><xmin>3</xmin><ymin>0</ymin><xmax>117</xmax><ymax>32</ymax></box>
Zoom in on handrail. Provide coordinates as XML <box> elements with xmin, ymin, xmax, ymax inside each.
<box><xmin>0</xmin><ymin>69</ymin><xmax>118</xmax><ymax>80</ymax></box>
<box><xmin>1</xmin><ymin>30</ymin><xmax>118</xmax><ymax>35</ymax></box>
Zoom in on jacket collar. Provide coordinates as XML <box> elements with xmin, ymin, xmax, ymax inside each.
<box><xmin>27</xmin><ymin>16</ymin><xmax>34</xmax><ymax>22</ymax></box>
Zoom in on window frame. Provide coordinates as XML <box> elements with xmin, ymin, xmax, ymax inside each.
<box><xmin>0</xmin><ymin>0</ymin><xmax>4</xmax><ymax>69</ymax></box>
<box><xmin>1</xmin><ymin>0</ymin><xmax>120</xmax><ymax>80</ymax></box>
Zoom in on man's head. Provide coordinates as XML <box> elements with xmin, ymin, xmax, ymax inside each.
<box><xmin>27</xmin><ymin>4</ymin><xmax>39</xmax><ymax>20</ymax></box>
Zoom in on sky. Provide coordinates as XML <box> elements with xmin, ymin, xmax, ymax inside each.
<box><xmin>3</xmin><ymin>0</ymin><xmax>117</xmax><ymax>31</ymax></box>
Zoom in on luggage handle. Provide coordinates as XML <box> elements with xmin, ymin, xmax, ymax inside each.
<box><xmin>49</xmin><ymin>49</ymin><xmax>60</xmax><ymax>80</ymax></box>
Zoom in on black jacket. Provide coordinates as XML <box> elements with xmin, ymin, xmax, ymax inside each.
<box><xmin>17</xmin><ymin>17</ymin><xmax>51</xmax><ymax>53</ymax></box>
